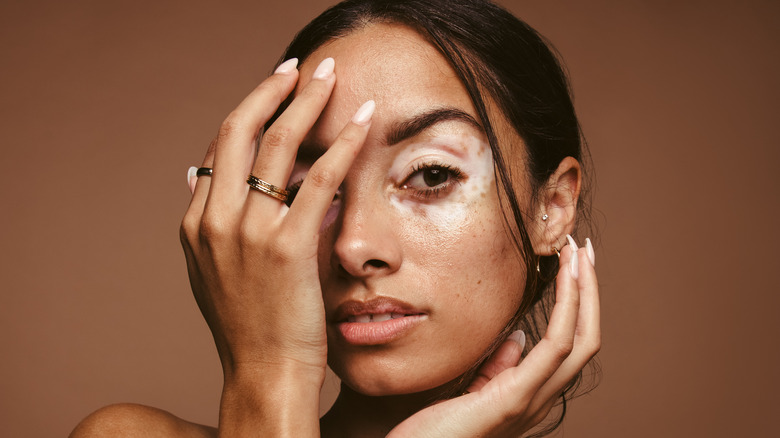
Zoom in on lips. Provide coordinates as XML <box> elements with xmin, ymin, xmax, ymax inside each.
<box><xmin>332</xmin><ymin>297</ymin><xmax>427</xmax><ymax>345</ymax></box>
<box><xmin>346</xmin><ymin>312</ymin><xmax>412</xmax><ymax>323</ymax></box>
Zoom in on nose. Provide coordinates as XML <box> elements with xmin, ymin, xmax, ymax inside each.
<box><xmin>330</xmin><ymin>189</ymin><xmax>402</xmax><ymax>279</ymax></box>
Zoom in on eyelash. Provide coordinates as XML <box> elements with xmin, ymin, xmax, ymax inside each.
<box><xmin>285</xmin><ymin>161</ymin><xmax>465</xmax><ymax>205</ymax></box>
<box><xmin>401</xmin><ymin>161</ymin><xmax>465</xmax><ymax>200</ymax></box>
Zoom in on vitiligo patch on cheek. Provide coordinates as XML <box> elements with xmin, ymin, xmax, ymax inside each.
<box><xmin>389</xmin><ymin>133</ymin><xmax>494</xmax><ymax>229</ymax></box>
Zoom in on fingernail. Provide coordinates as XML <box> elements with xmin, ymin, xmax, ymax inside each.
<box><xmin>566</xmin><ymin>234</ymin><xmax>579</xmax><ymax>252</ymax></box>
<box><xmin>187</xmin><ymin>166</ymin><xmax>198</xmax><ymax>194</ymax></box>
<box><xmin>567</xmin><ymin>234</ymin><xmax>579</xmax><ymax>279</ymax></box>
<box><xmin>351</xmin><ymin>100</ymin><xmax>375</xmax><ymax>125</ymax></box>
<box><xmin>274</xmin><ymin>58</ymin><xmax>298</xmax><ymax>74</ymax></box>
<box><xmin>585</xmin><ymin>237</ymin><xmax>596</xmax><ymax>267</ymax></box>
<box><xmin>508</xmin><ymin>330</ymin><xmax>526</xmax><ymax>351</ymax></box>
<box><xmin>313</xmin><ymin>57</ymin><xmax>335</xmax><ymax>80</ymax></box>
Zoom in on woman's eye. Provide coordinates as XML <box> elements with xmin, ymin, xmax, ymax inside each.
<box><xmin>402</xmin><ymin>163</ymin><xmax>464</xmax><ymax>199</ymax></box>
<box><xmin>421</xmin><ymin>168</ymin><xmax>448</xmax><ymax>187</ymax></box>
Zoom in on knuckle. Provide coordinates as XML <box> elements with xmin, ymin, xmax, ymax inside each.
<box><xmin>261</xmin><ymin>125</ymin><xmax>293</xmax><ymax>151</ymax></box>
<box><xmin>583</xmin><ymin>335</ymin><xmax>602</xmax><ymax>356</ymax></box>
<box><xmin>217</xmin><ymin>113</ymin><xmax>246</xmax><ymax>140</ymax></box>
<box><xmin>306</xmin><ymin>165</ymin><xmax>338</xmax><ymax>188</ymax></box>
<box><xmin>199</xmin><ymin>213</ymin><xmax>230</xmax><ymax>242</ymax></box>
<box><xmin>179</xmin><ymin>216</ymin><xmax>199</xmax><ymax>246</ymax></box>
<box><xmin>299</xmin><ymin>82</ymin><xmax>329</xmax><ymax>100</ymax></box>
<box><xmin>206</xmin><ymin>137</ymin><xmax>218</xmax><ymax>155</ymax></box>
<box><xmin>237</xmin><ymin>220</ymin><xmax>263</xmax><ymax>247</ymax></box>
<box><xmin>262</xmin><ymin>79</ymin><xmax>292</xmax><ymax>102</ymax></box>
<box><xmin>543</xmin><ymin>336</ymin><xmax>574</xmax><ymax>361</ymax></box>
<box><xmin>338</xmin><ymin>127</ymin><xmax>364</xmax><ymax>146</ymax></box>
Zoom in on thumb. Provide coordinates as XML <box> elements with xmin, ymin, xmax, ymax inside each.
<box><xmin>466</xmin><ymin>330</ymin><xmax>525</xmax><ymax>393</ymax></box>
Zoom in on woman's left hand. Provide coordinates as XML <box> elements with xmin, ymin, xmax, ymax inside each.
<box><xmin>388</xmin><ymin>239</ymin><xmax>600</xmax><ymax>437</ymax></box>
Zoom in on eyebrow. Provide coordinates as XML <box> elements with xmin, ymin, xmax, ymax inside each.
<box><xmin>386</xmin><ymin>107</ymin><xmax>483</xmax><ymax>146</ymax></box>
<box><xmin>296</xmin><ymin>107</ymin><xmax>484</xmax><ymax>162</ymax></box>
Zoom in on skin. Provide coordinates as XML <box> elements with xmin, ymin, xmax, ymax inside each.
<box><xmin>300</xmin><ymin>25</ymin><xmax>524</xmax><ymax>399</ymax></box>
<box><xmin>70</xmin><ymin>22</ymin><xmax>600</xmax><ymax>438</ymax></box>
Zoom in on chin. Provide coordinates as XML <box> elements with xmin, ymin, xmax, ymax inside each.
<box><xmin>328</xmin><ymin>346</ymin><xmax>468</xmax><ymax>397</ymax></box>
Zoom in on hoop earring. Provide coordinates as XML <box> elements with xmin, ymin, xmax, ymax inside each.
<box><xmin>552</xmin><ymin>246</ymin><xmax>561</xmax><ymax>258</ymax></box>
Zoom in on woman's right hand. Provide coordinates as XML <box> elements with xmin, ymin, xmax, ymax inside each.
<box><xmin>389</xmin><ymin>239</ymin><xmax>600</xmax><ymax>437</ymax></box>
<box><xmin>179</xmin><ymin>57</ymin><xmax>374</xmax><ymax>436</ymax></box>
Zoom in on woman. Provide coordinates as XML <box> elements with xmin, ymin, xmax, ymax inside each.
<box><xmin>72</xmin><ymin>0</ymin><xmax>599</xmax><ymax>436</ymax></box>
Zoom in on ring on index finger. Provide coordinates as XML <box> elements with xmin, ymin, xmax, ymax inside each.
<box><xmin>246</xmin><ymin>173</ymin><xmax>289</xmax><ymax>202</ymax></box>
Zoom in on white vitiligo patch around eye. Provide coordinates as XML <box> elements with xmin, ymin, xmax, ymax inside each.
<box><xmin>388</xmin><ymin>133</ymin><xmax>493</xmax><ymax>229</ymax></box>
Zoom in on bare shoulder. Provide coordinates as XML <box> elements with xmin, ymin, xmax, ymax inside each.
<box><xmin>70</xmin><ymin>403</ymin><xmax>217</xmax><ymax>438</ymax></box>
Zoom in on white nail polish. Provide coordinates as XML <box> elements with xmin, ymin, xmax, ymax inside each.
<box><xmin>352</xmin><ymin>100</ymin><xmax>375</xmax><ymax>125</ymax></box>
<box><xmin>274</xmin><ymin>58</ymin><xmax>298</xmax><ymax>74</ymax></box>
<box><xmin>566</xmin><ymin>234</ymin><xmax>579</xmax><ymax>279</ymax></box>
<box><xmin>585</xmin><ymin>237</ymin><xmax>596</xmax><ymax>267</ymax></box>
<box><xmin>566</xmin><ymin>234</ymin><xmax>578</xmax><ymax>251</ymax></box>
<box><xmin>570</xmin><ymin>251</ymin><xmax>579</xmax><ymax>278</ymax></box>
<box><xmin>313</xmin><ymin>57</ymin><xmax>335</xmax><ymax>80</ymax></box>
<box><xmin>187</xmin><ymin>166</ymin><xmax>198</xmax><ymax>194</ymax></box>
<box><xmin>508</xmin><ymin>330</ymin><xmax>526</xmax><ymax>351</ymax></box>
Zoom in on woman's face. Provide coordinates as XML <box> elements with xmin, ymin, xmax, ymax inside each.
<box><xmin>292</xmin><ymin>23</ymin><xmax>528</xmax><ymax>396</ymax></box>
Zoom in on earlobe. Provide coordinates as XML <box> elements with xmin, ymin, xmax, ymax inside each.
<box><xmin>530</xmin><ymin>156</ymin><xmax>582</xmax><ymax>255</ymax></box>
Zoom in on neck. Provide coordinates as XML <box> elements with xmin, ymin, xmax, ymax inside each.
<box><xmin>320</xmin><ymin>382</ymin><xmax>451</xmax><ymax>438</ymax></box>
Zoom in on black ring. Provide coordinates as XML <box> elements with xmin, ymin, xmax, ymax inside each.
<box><xmin>196</xmin><ymin>167</ymin><xmax>213</xmax><ymax>177</ymax></box>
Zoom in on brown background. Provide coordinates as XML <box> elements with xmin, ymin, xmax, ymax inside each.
<box><xmin>1</xmin><ymin>0</ymin><xmax>778</xmax><ymax>436</ymax></box>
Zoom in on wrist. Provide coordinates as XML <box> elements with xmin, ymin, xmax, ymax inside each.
<box><xmin>218</xmin><ymin>363</ymin><xmax>325</xmax><ymax>438</ymax></box>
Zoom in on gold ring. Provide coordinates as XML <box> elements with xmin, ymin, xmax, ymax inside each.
<box><xmin>247</xmin><ymin>173</ymin><xmax>289</xmax><ymax>202</ymax></box>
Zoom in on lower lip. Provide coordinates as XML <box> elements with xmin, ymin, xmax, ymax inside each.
<box><xmin>335</xmin><ymin>315</ymin><xmax>426</xmax><ymax>345</ymax></box>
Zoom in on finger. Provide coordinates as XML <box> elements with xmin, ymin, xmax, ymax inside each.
<box><xmin>188</xmin><ymin>139</ymin><xmax>217</xmax><ymax>209</ymax></box>
<box><xmin>246</xmin><ymin>57</ymin><xmax>336</xmax><ymax>210</ymax></box>
<box><xmin>571</xmin><ymin>238</ymin><xmax>599</xmax><ymax>345</ymax></box>
<box><xmin>283</xmin><ymin>100</ymin><xmax>375</xmax><ymax>236</ymax></box>
<box><xmin>181</xmin><ymin>139</ymin><xmax>218</xmax><ymax>251</ymax></box>
<box><xmin>482</xmin><ymin>241</ymin><xmax>581</xmax><ymax>407</ymax></box>
<box><xmin>207</xmin><ymin>59</ymin><xmax>300</xmax><ymax>216</ymax></box>
<box><xmin>527</xmin><ymin>241</ymin><xmax>600</xmax><ymax>411</ymax></box>
<box><xmin>467</xmin><ymin>330</ymin><xmax>525</xmax><ymax>393</ymax></box>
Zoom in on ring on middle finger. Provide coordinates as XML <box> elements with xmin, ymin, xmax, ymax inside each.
<box><xmin>246</xmin><ymin>173</ymin><xmax>290</xmax><ymax>202</ymax></box>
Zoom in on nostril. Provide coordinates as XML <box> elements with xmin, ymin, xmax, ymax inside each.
<box><xmin>364</xmin><ymin>259</ymin><xmax>388</xmax><ymax>269</ymax></box>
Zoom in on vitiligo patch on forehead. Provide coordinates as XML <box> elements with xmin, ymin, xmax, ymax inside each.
<box><xmin>389</xmin><ymin>132</ymin><xmax>494</xmax><ymax>229</ymax></box>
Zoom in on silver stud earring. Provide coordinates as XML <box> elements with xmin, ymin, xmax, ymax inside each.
<box><xmin>542</xmin><ymin>213</ymin><xmax>549</xmax><ymax>221</ymax></box>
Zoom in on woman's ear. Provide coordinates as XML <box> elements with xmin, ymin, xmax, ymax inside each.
<box><xmin>529</xmin><ymin>156</ymin><xmax>581</xmax><ymax>255</ymax></box>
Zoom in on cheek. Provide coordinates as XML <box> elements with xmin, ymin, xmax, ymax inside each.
<box><xmin>395</xmin><ymin>184</ymin><xmax>524</xmax><ymax>307</ymax></box>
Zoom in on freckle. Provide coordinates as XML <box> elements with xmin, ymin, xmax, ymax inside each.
<box><xmin>477</xmin><ymin>279</ymin><xmax>482</xmax><ymax>285</ymax></box>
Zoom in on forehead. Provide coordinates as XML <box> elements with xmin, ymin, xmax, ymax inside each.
<box><xmin>297</xmin><ymin>22</ymin><xmax>477</xmax><ymax>145</ymax></box>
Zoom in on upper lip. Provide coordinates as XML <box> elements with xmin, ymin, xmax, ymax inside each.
<box><xmin>331</xmin><ymin>296</ymin><xmax>426</xmax><ymax>323</ymax></box>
